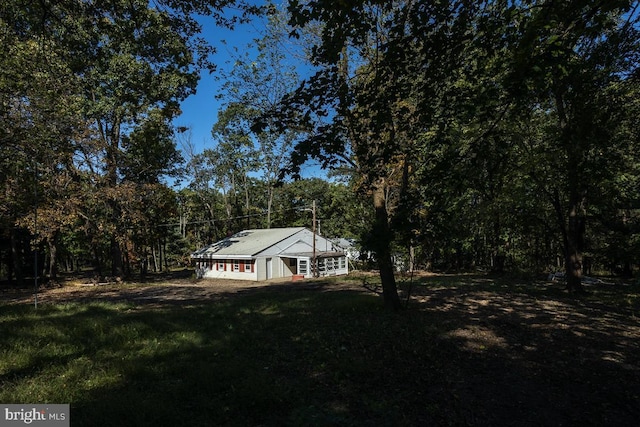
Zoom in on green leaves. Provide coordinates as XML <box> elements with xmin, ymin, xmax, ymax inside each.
<box><xmin>0</xmin><ymin>0</ymin><xmax>259</xmax><ymax>279</ymax></box>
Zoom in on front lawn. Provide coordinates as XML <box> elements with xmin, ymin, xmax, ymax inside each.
<box><xmin>1</xmin><ymin>275</ymin><xmax>639</xmax><ymax>426</ymax></box>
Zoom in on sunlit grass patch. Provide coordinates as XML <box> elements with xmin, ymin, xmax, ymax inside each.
<box><xmin>0</xmin><ymin>278</ymin><xmax>638</xmax><ymax>426</ymax></box>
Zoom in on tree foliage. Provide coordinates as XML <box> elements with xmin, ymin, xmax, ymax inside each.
<box><xmin>2</xmin><ymin>0</ymin><xmax>639</xmax><ymax>305</ymax></box>
<box><xmin>0</xmin><ymin>0</ymin><xmax>257</xmax><ymax>282</ymax></box>
<box><xmin>256</xmin><ymin>0</ymin><xmax>640</xmax><ymax>306</ymax></box>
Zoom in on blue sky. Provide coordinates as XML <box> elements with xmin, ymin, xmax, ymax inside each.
<box><xmin>173</xmin><ymin>15</ymin><xmax>261</xmax><ymax>156</ymax></box>
<box><xmin>172</xmin><ymin>4</ymin><xmax>330</xmax><ymax>183</ymax></box>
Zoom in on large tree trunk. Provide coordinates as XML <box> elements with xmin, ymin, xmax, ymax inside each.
<box><xmin>163</xmin><ymin>238</ymin><xmax>169</xmax><ymax>271</ymax></box>
<box><xmin>110</xmin><ymin>236</ymin><xmax>123</xmax><ymax>278</ymax></box>
<box><xmin>552</xmin><ymin>163</ymin><xmax>587</xmax><ymax>294</ymax></box>
<box><xmin>92</xmin><ymin>246</ymin><xmax>103</xmax><ymax>278</ymax></box>
<box><xmin>491</xmin><ymin>216</ymin><xmax>504</xmax><ymax>273</ymax></box>
<box><xmin>151</xmin><ymin>244</ymin><xmax>158</xmax><ymax>272</ymax></box>
<box><xmin>140</xmin><ymin>246</ymin><xmax>148</xmax><ymax>279</ymax></box>
<box><xmin>564</xmin><ymin>135</ymin><xmax>588</xmax><ymax>293</ymax></box>
<box><xmin>565</xmin><ymin>196</ymin><xmax>586</xmax><ymax>293</ymax></box>
<box><xmin>552</xmin><ymin>188</ymin><xmax>585</xmax><ymax>294</ymax></box>
<box><xmin>372</xmin><ymin>179</ymin><xmax>401</xmax><ymax>311</ymax></box>
<box><xmin>553</xmin><ymin>88</ymin><xmax>586</xmax><ymax>294</ymax></box>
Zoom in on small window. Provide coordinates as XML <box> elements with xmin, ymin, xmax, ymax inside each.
<box><xmin>233</xmin><ymin>260</ymin><xmax>240</xmax><ymax>272</ymax></box>
<box><xmin>217</xmin><ymin>260</ymin><xmax>224</xmax><ymax>271</ymax></box>
<box><xmin>326</xmin><ymin>258</ymin><xmax>335</xmax><ymax>271</ymax></box>
<box><xmin>244</xmin><ymin>260</ymin><xmax>252</xmax><ymax>272</ymax></box>
<box><xmin>299</xmin><ymin>259</ymin><xmax>308</xmax><ymax>275</ymax></box>
<box><xmin>339</xmin><ymin>257</ymin><xmax>346</xmax><ymax>269</ymax></box>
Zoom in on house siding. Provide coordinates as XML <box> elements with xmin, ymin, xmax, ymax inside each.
<box><xmin>199</xmin><ymin>259</ymin><xmax>258</xmax><ymax>281</ymax></box>
<box><xmin>317</xmin><ymin>255</ymin><xmax>349</xmax><ymax>277</ymax></box>
<box><xmin>256</xmin><ymin>258</ymin><xmax>267</xmax><ymax>281</ymax></box>
<box><xmin>192</xmin><ymin>227</ymin><xmax>349</xmax><ymax>282</ymax></box>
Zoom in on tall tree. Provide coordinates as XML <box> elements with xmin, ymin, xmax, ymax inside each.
<box><xmin>211</xmin><ymin>104</ymin><xmax>261</xmax><ymax>229</ymax></box>
<box><xmin>213</xmin><ymin>2</ymin><xmax>303</xmax><ymax>229</ymax></box>
<box><xmin>1</xmin><ymin>0</ymin><xmax>260</xmax><ymax>279</ymax></box>
<box><xmin>510</xmin><ymin>0</ymin><xmax>640</xmax><ymax>291</ymax></box>
<box><xmin>1</xmin><ymin>3</ymin><xmax>86</xmax><ymax>283</ymax></box>
<box><xmin>260</xmin><ymin>0</ymin><xmax>482</xmax><ymax>309</ymax></box>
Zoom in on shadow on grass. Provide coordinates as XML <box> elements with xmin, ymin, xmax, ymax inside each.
<box><xmin>1</xmin><ymin>276</ymin><xmax>639</xmax><ymax>426</ymax></box>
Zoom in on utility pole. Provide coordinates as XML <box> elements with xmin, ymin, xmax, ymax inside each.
<box><xmin>312</xmin><ymin>200</ymin><xmax>317</xmax><ymax>277</ymax></box>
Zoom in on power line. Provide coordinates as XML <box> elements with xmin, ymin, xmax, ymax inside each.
<box><xmin>156</xmin><ymin>212</ymin><xmax>266</xmax><ymax>228</ymax></box>
<box><xmin>156</xmin><ymin>205</ymin><xmax>317</xmax><ymax>228</ymax></box>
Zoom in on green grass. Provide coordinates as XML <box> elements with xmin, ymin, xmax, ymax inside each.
<box><xmin>1</xmin><ymin>277</ymin><xmax>639</xmax><ymax>426</ymax></box>
<box><xmin>1</xmin><ymin>291</ymin><xmax>446</xmax><ymax>426</ymax></box>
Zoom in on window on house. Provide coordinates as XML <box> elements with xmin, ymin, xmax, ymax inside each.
<box><xmin>318</xmin><ymin>258</ymin><xmax>326</xmax><ymax>273</ymax></box>
<box><xmin>327</xmin><ymin>258</ymin><xmax>335</xmax><ymax>271</ymax></box>
<box><xmin>339</xmin><ymin>257</ymin><xmax>346</xmax><ymax>269</ymax></box>
<box><xmin>299</xmin><ymin>259</ymin><xmax>308</xmax><ymax>275</ymax></box>
<box><xmin>244</xmin><ymin>260</ymin><xmax>252</xmax><ymax>272</ymax></box>
<box><xmin>217</xmin><ymin>260</ymin><xmax>224</xmax><ymax>271</ymax></box>
<box><xmin>233</xmin><ymin>260</ymin><xmax>240</xmax><ymax>271</ymax></box>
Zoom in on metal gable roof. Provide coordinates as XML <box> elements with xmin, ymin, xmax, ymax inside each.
<box><xmin>191</xmin><ymin>227</ymin><xmax>307</xmax><ymax>258</ymax></box>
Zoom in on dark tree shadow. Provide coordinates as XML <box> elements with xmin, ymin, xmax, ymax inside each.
<box><xmin>1</xmin><ymin>274</ymin><xmax>639</xmax><ymax>426</ymax></box>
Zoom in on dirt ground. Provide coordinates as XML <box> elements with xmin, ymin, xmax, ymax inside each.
<box><xmin>0</xmin><ymin>272</ymin><xmax>366</xmax><ymax>306</ymax></box>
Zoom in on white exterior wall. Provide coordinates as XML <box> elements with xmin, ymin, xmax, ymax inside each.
<box><xmin>197</xmin><ymin>259</ymin><xmax>258</xmax><ymax>281</ymax></box>
<box><xmin>197</xmin><ymin>255</ymin><xmax>348</xmax><ymax>281</ymax></box>
<box><xmin>193</xmin><ymin>228</ymin><xmax>349</xmax><ymax>281</ymax></box>
<box><xmin>256</xmin><ymin>258</ymin><xmax>267</xmax><ymax>281</ymax></box>
<box><xmin>202</xmin><ymin>268</ymin><xmax>258</xmax><ymax>281</ymax></box>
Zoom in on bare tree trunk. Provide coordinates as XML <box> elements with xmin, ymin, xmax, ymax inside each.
<box><xmin>181</xmin><ymin>210</ymin><xmax>187</xmax><ymax>238</ymax></box>
<box><xmin>110</xmin><ymin>236</ymin><xmax>123</xmax><ymax>278</ymax></box>
<box><xmin>245</xmin><ymin>176</ymin><xmax>251</xmax><ymax>229</ymax></box>
<box><xmin>48</xmin><ymin>237</ymin><xmax>58</xmax><ymax>280</ymax></box>
<box><xmin>551</xmin><ymin>185</ymin><xmax>586</xmax><ymax>294</ymax></box>
<box><xmin>10</xmin><ymin>228</ymin><xmax>24</xmax><ymax>286</ymax></box>
<box><xmin>565</xmin><ymin>195</ymin><xmax>586</xmax><ymax>293</ymax></box>
<box><xmin>554</xmin><ymin>88</ymin><xmax>586</xmax><ymax>293</ymax></box>
<box><xmin>163</xmin><ymin>238</ymin><xmax>168</xmax><ymax>271</ymax></box>
<box><xmin>157</xmin><ymin>242</ymin><xmax>162</xmax><ymax>272</ymax></box>
<box><xmin>372</xmin><ymin>179</ymin><xmax>401</xmax><ymax>311</ymax></box>
<box><xmin>123</xmin><ymin>243</ymin><xmax>131</xmax><ymax>277</ymax></box>
<box><xmin>267</xmin><ymin>186</ymin><xmax>274</xmax><ymax>229</ymax></box>
<box><xmin>140</xmin><ymin>246</ymin><xmax>148</xmax><ymax>279</ymax></box>
<box><xmin>151</xmin><ymin>244</ymin><xmax>158</xmax><ymax>272</ymax></box>
<box><xmin>92</xmin><ymin>246</ymin><xmax>103</xmax><ymax>278</ymax></box>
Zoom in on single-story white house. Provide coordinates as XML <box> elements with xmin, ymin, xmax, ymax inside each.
<box><xmin>191</xmin><ymin>227</ymin><xmax>349</xmax><ymax>281</ymax></box>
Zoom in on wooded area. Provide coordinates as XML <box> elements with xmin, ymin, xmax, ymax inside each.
<box><xmin>1</xmin><ymin>1</ymin><xmax>639</xmax><ymax>308</ymax></box>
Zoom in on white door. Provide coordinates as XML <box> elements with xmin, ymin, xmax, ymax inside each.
<box><xmin>266</xmin><ymin>258</ymin><xmax>272</xmax><ymax>279</ymax></box>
